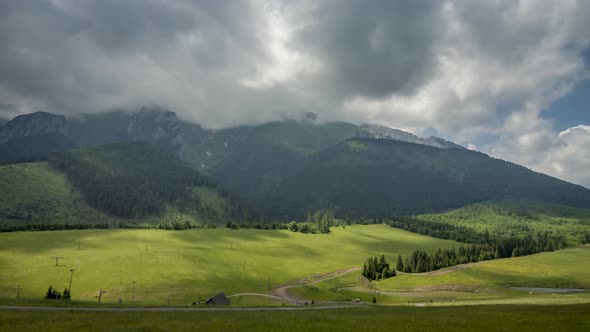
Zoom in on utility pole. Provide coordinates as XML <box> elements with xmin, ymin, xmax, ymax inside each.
<box><xmin>98</xmin><ymin>289</ymin><xmax>106</xmax><ymax>303</ymax></box>
<box><xmin>69</xmin><ymin>269</ymin><xmax>75</xmax><ymax>292</ymax></box>
<box><xmin>132</xmin><ymin>281</ymin><xmax>136</xmax><ymax>302</ymax></box>
<box><xmin>16</xmin><ymin>284</ymin><xmax>21</xmax><ymax>299</ymax></box>
<box><xmin>77</xmin><ymin>241</ymin><xmax>81</xmax><ymax>250</ymax></box>
<box><xmin>51</xmin><ymin>256</ymin><xmax>64</xmax><ymax>266</ymax></box>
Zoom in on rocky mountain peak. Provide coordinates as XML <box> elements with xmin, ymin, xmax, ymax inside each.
<box><xmin>127</xmin><ymin>107</ymin><xmax>182</xmax><ymax>144</ymax></box>
<box><xmin>0</xmin><ymin>111</ymin><xmax>68</xmax><ymax>143</ymax></box>
<box><xmin>359</xmin><ymin>123</ymin><xmax>465</xmax><ymax>150</ymax></box>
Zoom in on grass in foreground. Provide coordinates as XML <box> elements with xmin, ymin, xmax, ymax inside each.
<box><xmin>1</xmin><ymin>304</ymin><xmax>589</xmax><ymax>332</ymax></box>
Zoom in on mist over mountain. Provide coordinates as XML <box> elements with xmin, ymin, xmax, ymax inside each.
<box><xmin>0</xmin><ymin>108</ymin><xmax>466</xmax><ymax>168</ymax></box>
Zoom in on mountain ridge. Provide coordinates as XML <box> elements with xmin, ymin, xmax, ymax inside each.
<box><xmin>0</xmin><ymin>109</ymin><xmax>466</xmax><ymax>162</ymax></box>
<box><xmin>2</xmin><ymin>109</ymin><xmax>590</xmax><ymax>222</ymax></box>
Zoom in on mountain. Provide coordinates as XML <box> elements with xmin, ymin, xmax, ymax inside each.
<box><xmin>49</xmin><ymin>142</ymin><xmax>247</xmax><ymax>220</ymax></box>
<box><xmin>0</xmin><ymin>109</ymin><xmax>465</xmax><ymax>167</ymax></box>
<box><xmin>256</xmin><ymin>138</ymin><xmax>590</xmax><ymax>219</ymax></box>
<box><xmin>0</xmin><ymin>133</ymin><xmax>75</xmax><ymax>165</ymax></box>
<box><xmin>0</xmin><ymin>142</ymin><xmax>250</xmax><ymax>226</ymax></box>
<box><xmin>209</xmin><ymin>120</ymin><xmax>359</xmax><ymax>198</ymax></box>
<box><xmin>68</xmin><ymin>110</ymin><xmax>134</xmax><ymax>147</ymax></box>
<box><xmin>3</xmin><ymin>109</ymin><xmax>589</xmax><ymax>223</ymax></box>
<box><xmin>0</xmin><ymin>161</ymin><xmax>117</xmax><ymax>226</ymax></box>
<box><xmin>359</xmin><ymin>123</ymin><xmax>466</xmax><ymax>150</ymax></box>
<box><xmin>0</xmin><ymin>111</ymin><xmax>68</xmax><ymax>143</ymax></box>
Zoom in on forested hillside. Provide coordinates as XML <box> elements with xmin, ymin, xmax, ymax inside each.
<box><xmin>0</xmin><ymin>162</ymin><xmax>116</xmax><ymax>226</ymax></box>
<box><xmin>0</xmin><ymin>133</ymin><xmax>75</xmax><ymax>165</ymax></box>
<box><xmin>258</xmin><ymin>138</ymin><xmax>590</xmax><ymax>219</ymax></box>
<box><xmin>410</xmin><ymin>202</ymin><xmax>590</xmax><ymax>245</ymax></box>
<box><xmin>209</xmin><ymin>120</ymin><xmax>359</xmax><ymax>198</ymax></box>
<box><xmin>49</xmin><ymin>142</ymin><xmax>248</xmax><ymax>221</ymax></box>
<box><xmin>3</xmin><ymin>110</ymin><xmax>590</xmax><ymax>224</ymax></box>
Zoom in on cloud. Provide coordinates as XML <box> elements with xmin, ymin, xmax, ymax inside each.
<box><xmin>490</xmin><ymin>122</ymin><xmax>590</xmax><ymax>188</ymax></box>
<box><xmin>341</xmin><ymin>1</ymin><xmax>590</xmax><ymax>136</ymax></box>
<box><xmin>0</xmin><ymin>0</ymin><xmax>589</xmax><ymax>186</ymax></box>
<box><xmin>0</xmin><ymin>0</ymin><xmax>292</xmax><ymax>127</ymax></box>
<box><xmin>551</xmin><ymin>125</ymin><xmax>590</xmax><ymax>187</ymax></box>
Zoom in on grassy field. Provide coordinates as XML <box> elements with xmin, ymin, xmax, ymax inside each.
<box><xmin>0</xmin><ymin>225</ymin><xmax>459</xmax><ymax>305</ymax></box>
<box><xmin>1</xmin><ymin>304</ymin><xmax>589</xmax><ymax>331</ymax></box>
<box><xmin>290</xmin><ymin>245</ymin><xmax>590</xmax><ymax>305</ymax></box>
<box><xmin>378</xmin><ymin>245</ymin><xmax>590</xmax><ymax>291</ymax></box>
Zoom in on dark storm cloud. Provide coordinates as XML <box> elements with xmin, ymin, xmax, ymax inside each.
<box><xmin>0</xmin><ymin>0</ymin><xmax>445</xmax><ymax>126</ymax></box>
<box><xmin>291</xmin><ymin>0</ymin><xmax>443</xmax><ymax>100</ymax></box>
<box><xmin>0</xmin><ymin>0</ymin><xmax>271</xmax><ymax>123</ymax></box>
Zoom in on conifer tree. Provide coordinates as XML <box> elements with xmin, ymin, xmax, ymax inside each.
<box><xmin>396</xmin><ymin>255</ymin><xmax>404</xmax><ymax>272</ymax></box>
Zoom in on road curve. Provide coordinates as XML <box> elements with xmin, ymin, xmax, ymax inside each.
<box><xmin>272</xmin><ymin>267</ymin><xmax>361</xmax><ymax>303</ymax></box>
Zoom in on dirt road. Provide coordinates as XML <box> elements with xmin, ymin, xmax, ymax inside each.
<box><xmin>272</xmin><ymin>267</ymin><xmax>361</xmax><ymax>303</ymax></box>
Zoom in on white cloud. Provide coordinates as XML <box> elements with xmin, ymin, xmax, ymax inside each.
<box><xmin>539</xmin><ymin>125</ymin><xmax>590</xmax><ymax>187</ymax></box>
<box><xmin>488</xmin><ymin>120</ymin><xmax>590</xmax><ymax>188</ymax></box>
<box><xmin>342</xmin><ymin>1</ymin><xmax>590</xmax><ymax>141</ymax></box>
<box><xmin>240</xmin><ymin>5</ymin><xmax>321</xmax><ymax>90</ymax></box>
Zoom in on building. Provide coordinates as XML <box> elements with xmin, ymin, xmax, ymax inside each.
<box><xmin>205</xmin><ymin>292</ymin><xmax>230</xmax><ymax>305</ymax></box>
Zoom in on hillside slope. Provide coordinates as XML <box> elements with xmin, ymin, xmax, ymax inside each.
<box><xmin>0</xmin><ymin>143</ymin><xmax>249</xmax><ymax>226</ymax></box>
<box><xmin>0</xmin><ymin>162</ymin><xmax>114</xmax><ymax>226</ymax></box>
<box><xmin>261</xmin><ymin>138</ymin><xmax>590</xmax><ymax>219</ymax></box>
<box><xmin>0</xmin><ymin>133</ymin><xmax>75</xmax><ymax>165</ymax></box>
<box><xmin>49</xmin><ymin>142</ymin><xmax>247</xmax><ymax>221</ymax></box>
<box><xmin>209</xmin><ymin>121</ymin><xmax>360</xmax><ymax>198</ymax></box>
<box><xmin>3</xmin><ymin>110</ymin><xmax>589</xmax><ymax>222</ymax></box>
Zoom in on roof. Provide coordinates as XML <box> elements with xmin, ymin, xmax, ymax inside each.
<box><xmin>205</xmin><ymin>292</ymin><xmax>230</xmax><ymax>305</ymax></box>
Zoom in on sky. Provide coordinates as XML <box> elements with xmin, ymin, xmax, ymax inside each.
<box><xmin>0</xmin><ymin>0</ymin><xmax>589</xmax><ymax>187</ymax></box>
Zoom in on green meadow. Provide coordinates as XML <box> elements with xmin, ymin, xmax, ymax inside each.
<box><xmin>378</xmin><ymin>245</ymin><xmax>590</xmax><ymax>291</ymax></box>
<box><xmin>0</xmin><ymin>225</ymin><xmax>458</xmax><ymax>305</ymax></box>
<box><xmin>290</xmin><ymin>244</ymin><xmax>590</xmax><ymax>305</ymax></box>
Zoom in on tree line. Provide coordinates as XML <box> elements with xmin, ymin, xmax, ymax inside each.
<box><xmin>45</xmin><ymin>286</ymin><xmax>71</xmax><ymax>300</ymax></box>
<box><xmin>362</xmin><ymin>255</ymin><xmax>396</xmax><ymax>281</ymax></box>
<box><xmin>387</xmin><ymin>216</ymin><xmax>486</xmax><ymax>243</ymax></box>
<box><xmin>397</xmin><ymin>232</ymin><xmax>567</xmax><ymax>273</ymax></box>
